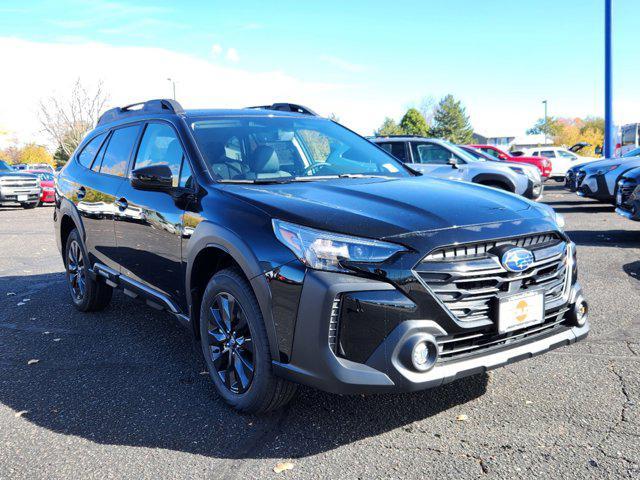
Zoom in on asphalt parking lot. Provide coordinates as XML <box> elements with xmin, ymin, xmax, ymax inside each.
<box><xmin>0</xmin><ymin>185</ymin><xmax>638</xmax><ymax>479</ymax></box>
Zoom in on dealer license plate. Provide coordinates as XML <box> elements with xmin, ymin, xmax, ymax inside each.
<box><xmin>17</xmin><ymin>195</ymin><xmax>28</xmax><ymax>202</ymax></box>
<box><xmin>498</xmin><ymin>291</ymin><xmax>544</xmax><ymax>333</ymax></box>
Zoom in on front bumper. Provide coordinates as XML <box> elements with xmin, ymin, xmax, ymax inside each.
<box><xmin>0</xmin><ymin>188</ymin><xmax>41</xmax><ymax>205</ymax></box>
<box><xmin>577</xmin><ymin>174</ymin><xmax>613</xmax><ymax>201</ymax></box>
<box><xmin>273</xmin><ymin>269</ymin><xmax>588</xmax><ymax>394</ymax></box>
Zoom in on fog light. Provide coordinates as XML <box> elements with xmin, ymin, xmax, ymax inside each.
<box><xmin>407</xmin><ymin>336</ymin><xmax>438</xmax><ymax>372</ymax></box>
<box><xmin>571</xmin><ymin>296</ymin><xmax>588</xmax><ymax>327</ymax></box>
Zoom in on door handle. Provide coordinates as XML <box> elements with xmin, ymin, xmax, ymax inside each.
<box><xmin>115</xmin><ymin>197</ymin><xmax>128</xmax><ymax>210</ymax></box>
<box><xmin>77</xmin><ymin>186</ymin><xmax>86</xmax><ymax>200</ymax></box>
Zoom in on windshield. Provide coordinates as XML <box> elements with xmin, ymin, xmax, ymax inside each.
<box><xmin>30</xmin><ymin>172</ymin><xmax>54</xmax><ymax>181</ymax></box>
<box><xmin>190</xmin><ymin>116</ymin><xmax>411</xmax><ymax>182</ymax></box>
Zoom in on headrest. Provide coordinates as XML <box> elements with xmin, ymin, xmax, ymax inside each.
<box><xmin>250</xmin><ymin>145</ymin><xmax>279</xmax><ymax>173</ymax></box>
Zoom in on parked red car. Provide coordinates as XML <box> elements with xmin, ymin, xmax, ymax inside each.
<box><xmin>26</xmin><ymin>169</ymin><xmax>55</xmax><ymax>205</ymax></box>
<box><xmin>469</xmin><ymin>145</ymin><xmax>552</xmax><ymax>179</ymax></box>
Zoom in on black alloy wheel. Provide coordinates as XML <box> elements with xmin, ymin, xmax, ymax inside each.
<box><xmin>206</xmin><ymin>292</ymin><xmax>254</xmax><ymax>394</ymax></box>
<box><xmin>67</xmin><ymin>239</ymin><xmax>86</xmax><ymax>301</ymax></box>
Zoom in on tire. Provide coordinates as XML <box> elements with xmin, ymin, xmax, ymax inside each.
<box><xmin>65</xmin><ymin>228</ymin><xmax>112</xmax><ymax>312</ymax></box>
<box><xmin>199</xmin><ymin>268</ymin><xmax>297</xmax><ymax>413</ymax></box>
<box><xmin>21</xmin><ymin>202</ymin><xmax>37</xmax><ymax>209</ymax></box>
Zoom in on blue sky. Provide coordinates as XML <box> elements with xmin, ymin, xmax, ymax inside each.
<box><xmin>0</xmin><ymin>0</ymin><xmax>637</xmax><ymax>144</ymax></box>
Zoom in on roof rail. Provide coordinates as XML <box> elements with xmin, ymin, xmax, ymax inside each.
<box><xmin>246</xmin><ymin>103</ymin><xmax>319</xmax><ymax>116</ymax></box>
<box><xmin>97</xmin><ymin>99</ymin><xmax>185</xmax><ymax>126</ymax></box>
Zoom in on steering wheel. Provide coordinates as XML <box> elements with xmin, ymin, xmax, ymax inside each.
<box><xmin>301</xmin><ymin>162</ymin><xmax>334</xmax><ymax>176</ymax></box>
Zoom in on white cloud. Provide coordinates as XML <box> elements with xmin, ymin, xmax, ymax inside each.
<box><xmin>0</xmin><ymin>37</ymin><xmax>402</xmax><ymax>147</ymax></box>
<box><xmin>319</xmin><ymin>55</ymin><xmax>366</xmax><ymax>73</ymax></box>
<box><xmin>211</xmin><ymin>43</ymin><xmax>223</xmax><ymax>57</ymax></box>
<box><xmin>226</xmin><ymin>47</ymin><xmax>240</xmax><ymax>63</ymax></box>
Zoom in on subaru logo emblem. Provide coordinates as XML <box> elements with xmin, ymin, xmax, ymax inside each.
<box><xmin>501</xmin><ymin>247</ymin><xmax>534</xmax><ymax>272</ymax></box>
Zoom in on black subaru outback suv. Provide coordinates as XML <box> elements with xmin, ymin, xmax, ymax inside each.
<box><xmin>54</xmin><ymin>100</ymin><xmax>589</xmax><ymax>413</ymax></box>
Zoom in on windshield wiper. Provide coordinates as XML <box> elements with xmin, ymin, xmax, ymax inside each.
<box><xmin>217</xmin><ymin>178</ymin><xmax>294</xmax><ymax>184</ymax></box>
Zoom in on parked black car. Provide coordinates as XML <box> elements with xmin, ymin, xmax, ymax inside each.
<box><xmin>54</xmin><ymin>99</ymin><xmax>589</xmax><ymax>413</ymax></box>
<box><xmin>615</xmin><ymin>166</ymin><xmax>640</xmax><ymax>220</ymax></box>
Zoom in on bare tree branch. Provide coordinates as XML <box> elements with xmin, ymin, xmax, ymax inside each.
<box><xmin>39</xmin><ymin>79</ymin><xmax>110</xmax><ymax>157</ymax></box>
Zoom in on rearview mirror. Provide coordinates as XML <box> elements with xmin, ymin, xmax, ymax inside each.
<box><xmin>131</xmin><ymin>164</ymin><xmax>173</xmax><ymax>191</ymax></box>
<box><xmin>447</xmin><ymin>156</ymin><xmax>458</xmax><ymax>168</ymax></box>
<box><xmin>595</xmin><ymin>146</ymin><xmax>602</xmax><ymax>156</ymax></box>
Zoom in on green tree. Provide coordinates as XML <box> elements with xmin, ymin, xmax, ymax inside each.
<box><xmin>526</xmin><ymin>116</ymin><xmax>562</xmax><ymax>137</ymax></box>
<box><xmin>53</xmin><ymin>144</ymin><xmax>70</xmax><ymax>168</ymax></box>
<box><xmin>399</xmin><ymin>108</ymin><xmax>430</xmax><ymax>136</ymax></box>
<box><xmin>430</xmin><ymin>95</ymin><xmax>474</xmax><ymax>143</ymax></box>
<box><xmin>375</xmin><ymin>117</ymin><xmax>404</xmax><ymax>136</ymax></box>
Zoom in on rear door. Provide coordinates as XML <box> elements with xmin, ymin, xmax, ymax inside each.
<box><xmin>376</xmin><ymin>141</ymin><xmax>409</xmax><ymax>163</ymax></box>
<box><xmin>73</xmin><ymin>126</ymin><xmax>140</xmax><ymax>271</ymax></box>
<box><xmin>113</xmin><ymin>121</ymin><xmax>192</xmax><ymax>303</ymax></box>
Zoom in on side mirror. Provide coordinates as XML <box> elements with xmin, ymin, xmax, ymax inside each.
<box><xmin>595</xmin><ymin>146</ymin><xmax>602</xmax><ymax>156</ymax></box>
<box><xmin>131</xmin><ymin>164</ymin><xmax>173</xmax><ymax>191</ymax></box>
<box><xmin>447</xmin><ymin>156</ymin><xmax>459</xmax><ymax>168</ymax></box>
<box><xmin>498</xmin><ymin>153</ymin><xmax>508</xmax><ymax>160</ymax></box>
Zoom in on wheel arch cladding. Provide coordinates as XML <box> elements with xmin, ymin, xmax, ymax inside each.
<box><xmin>185</xmin><ymin>221</ymin><xmax>281</xmax><ymax>360</ymax></box>
<box><xmin>473</xmin><ymin>173</ymin><xmax>515</xmax><ymax>192</ymax></box>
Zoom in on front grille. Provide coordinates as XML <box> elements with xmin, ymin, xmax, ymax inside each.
<box><xmin>618</xmin><ymin>180</ymin><xmax>636</xmax><ymax>210</ymax></box>
<box><xmin>435</xmin><ymin>307</ymin><xmax>570</xmax><ymax>362</ymax></box>
<box><xmin>422</xmin><ymin>232</ymin><xmax>559</xmax><ymax>262</ymax></box>
<box><xmin>415</xmin><ymin>233</ymin><xmax>569</xmax><ymax>324</ymax></box>
<box><xmin>0</xmin><ymin>177</ymin><xmax>39</xmax><ymax>189</ymax></box>
<box><xmin>576</xmin><ymin>171</ymin><xmax>586</xmax><ymax>188</ymax></box>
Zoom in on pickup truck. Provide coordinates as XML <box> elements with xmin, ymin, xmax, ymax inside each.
<box><xmin>0</xmin><ymin>160</ymin><xmax>41</xmax><ymax>208</ymax></box>
<box><xmin>469</xmin><ymin>144</ymin><xmax>552</xmax><ymax>179</ymax></box>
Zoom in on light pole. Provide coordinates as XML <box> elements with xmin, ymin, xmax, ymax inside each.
<box><xmin>166</xmin><ymin>78</ymin><xmax>176</xmax><ymax>100</ymax></box>
<box><xmin>542</xmin><ymin>100</ymin><xmax>548</xmax><ymax>145</ymax></box>
<box><xmin>604</xmin><ymin>0</ymin><xmax>613</xmax><ymax>157</ymax></box>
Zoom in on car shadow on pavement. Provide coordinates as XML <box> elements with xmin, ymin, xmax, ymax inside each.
<box><xmin>566</xmin><ymin>229</ymin><xmax>640</xmax><ymax>248</ymax></box>
<box><xmin>0</xmin><ymin>272</ymin><xmax>488</xmax><ymax>461</ymax></box>
<box><xmin>622</xmin><ymin>261</ymin><xmax>640</xmax><ymax>281</ymax></box>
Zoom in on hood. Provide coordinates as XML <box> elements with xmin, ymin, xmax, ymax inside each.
<box><xmin>582</xmin><ymin>157</ymin><xmax>638</xmax><ymax>174</ymax></box>
<box><xmin>0</xmin><ymin>171</ymin><xmax>37</xmax><ymax>179</ymax></box>
<box><xmin>219</xmin><ymin>176</ymin><xmax>546</xmax><ymax>242</ymax></box>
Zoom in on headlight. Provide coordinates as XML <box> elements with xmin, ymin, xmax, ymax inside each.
<box><xmin>597</xmin><ymin>164</ymin><xmax>620</xmax><ymax>175</ymax></box>
<box><xmin>540</xmin><ymin>204</ymin><xmax>565</xmax><ymax>231</ymax></box>
<box><xmin>272</xmin><ymin>219</ymin><xmax>406</xmax><ymax>272</ymax></box>
<box><xmin>509</xmin><ymin>165</ymin><xmax>537</xmax><ymax>181</ymax></box>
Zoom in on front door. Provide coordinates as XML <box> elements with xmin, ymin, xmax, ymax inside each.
<box><xmin>113</xmin><ymin>122</ymin><xmax>192</xmax><ymax>303</ymax></box>
<box><xmin>409</xmin><ymin>142</ymin><xmax>467</xmax><ymax>181</ymax></box>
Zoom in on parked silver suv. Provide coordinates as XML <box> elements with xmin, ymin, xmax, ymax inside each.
<box><xmin>371</xmin><ymin>137</ymin><xmax>541</xmax><ymax>200</ymax></box>
<box><xmin>0</xmin><ymin>160</ymin><xmax>41</xmax><ymax>209</ymax></box>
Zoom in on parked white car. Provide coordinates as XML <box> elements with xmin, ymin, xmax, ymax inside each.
<box><xmin>518</xmin><ymin>146</ymin><xmax>597</xmax><ymax>181</ymax></box>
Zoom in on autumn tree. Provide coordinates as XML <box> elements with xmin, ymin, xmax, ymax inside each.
<box><xmin>39</xmin><ymin>78</ymin><xmax>109</xmax><ymax>158</ymax></box>
<box><xmin>375</xmin><ymin>117</ymin><xmax>404</xmax><ymax>136</ymax></box>
<box><xmin>430</xmin><ymin>95</ymin><xmax>474</xmax><ymax>144</ymax></box>
<box><xmin>399</xmin><ymin>108</ymin><xmax>430</xmax><ymax>136</ymax></box>
<box><xmin>527</xmin><ymin>117</ymin><xmax>562</xmax><ymax>137</ymax></box>
<box><xmin>18</xmin><ymin>143</ymin><xmax>54</xmax><ymax>166</ymax></box>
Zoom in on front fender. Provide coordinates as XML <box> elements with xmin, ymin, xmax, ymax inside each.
<box><xmin>184</xmin><ymin>220</ymin><xmax>283</xmax><ymax>360</ymax></box>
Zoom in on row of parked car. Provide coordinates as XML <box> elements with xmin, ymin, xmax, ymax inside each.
<box><xmin>563</xmin><ymin>147</ymin><xmax>640</xmax><ymax>221</ymax></box>
<box><xmin>369</xmin><ymin>135</ymin><xmax>598</xmax><ymax>202</ymax></box>
<box><xmin>0</xmin><ymin>161</ymin><xmax>56</xmax><ymax>208</ymax></box>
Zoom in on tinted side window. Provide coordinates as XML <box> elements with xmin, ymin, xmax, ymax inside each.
<box><xmin>412</xmin><ymin>143</ymin><xmax>451</xmax><ymax>164</ymax></box>
<box><xmin>77</xmin><ymin>133</ymin><xmax>107</xmax><ymax>168</ymax></box>
<box><xmin>135</xmin><ymin>123</ymin><xmax>184</xmax><ymax>187</ymax></box>
<box><xmin>99</xmin><ymin>126</ymin><xmax>140</xmax><ymax>177</ymax></box>
<box><xmin>378</xmin><ymin>142</ymin><xmax>407</xmax><ymax>162</ymax></box>
<box><xmin>540</xmin><ymin>150</ymin><xmax>556</xmax><ymax>158</ymax></box>
<box><xmin>482</xmin><ymin>148</ymin><xmax>500</xmax><ymax>159</ymax></box>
